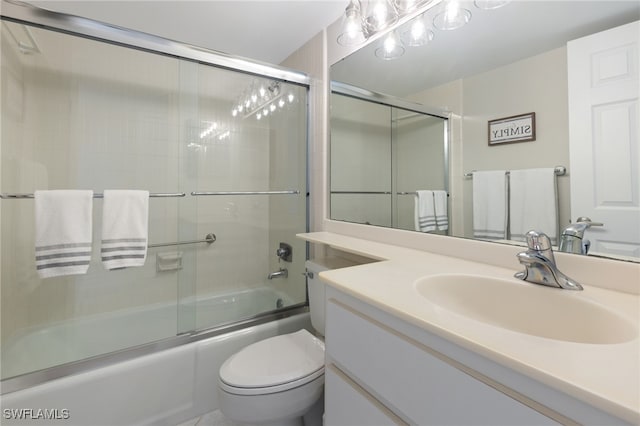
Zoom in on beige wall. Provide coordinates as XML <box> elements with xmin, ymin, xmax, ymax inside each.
<box><xmin>409</xmin><ymin>47</ymin><xmax>570</xmax><ymax>238</ymax></box>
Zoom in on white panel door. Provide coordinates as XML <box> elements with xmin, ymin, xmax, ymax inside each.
<box><xmin>568</xmin><ymin>21</ymin><xmax>640</xmax><ymax>258</ymax></box>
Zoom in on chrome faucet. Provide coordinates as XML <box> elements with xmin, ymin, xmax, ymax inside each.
<box><xmin>267</xmin><ymin>268</ymin><xmax>288</xmax><ymax>280</ymax></box>
<box><xmin>515</xmin><ymin>230</ymin><xmax>582</xmax><ymax>290</ymax></box>
<box><xmin>558</xmin><ymin>217</ymin><xmax>603</xmax><ymax>255</ymax></box>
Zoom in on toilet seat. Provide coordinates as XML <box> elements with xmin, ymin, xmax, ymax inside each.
<box><xmin>219</xmin><ymin>329</ymin><xmax>325</xmax><ymax>396</ymax></box>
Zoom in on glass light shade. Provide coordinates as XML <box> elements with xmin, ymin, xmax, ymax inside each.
<box><xmin>433</xmin><ymin>0</ymin><xmax>471</xmax><ymax>31</ymax></box>
<box><xmin>474</xmin><ymin>0</ymin><xmax>510</xmax><ymax>10</ymax></box>
<box><xmin>403</xmin><ymin>14</ymin><xmax>434</xmax><ymax>46</ymax></box>
<box><xmin>375</xmin><ymin>30</ymin><xmax>405</xmax><ymax>60</ymax></box>
<box><xmin>393</xmin><ymin>0</ymin><xmax>433</xmax><ymax>12</ymax></box>
<box><xmin>362</xmin><ymin>0</ymin><xmax>398</xmax><ymax>36</ymax></box>
<box><xmin>337</xmin><ymin>0</ymin><xmax>367</xmax><ymax>46</ymax></box>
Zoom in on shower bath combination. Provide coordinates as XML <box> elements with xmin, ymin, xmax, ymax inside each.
<box><xmin>0</xmin><ymin>1</ymin><xmax>310</xmax><ymax>423</ymax></box>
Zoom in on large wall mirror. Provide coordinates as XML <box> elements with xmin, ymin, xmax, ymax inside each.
<box><xmin>329</xmin><ymin>0</ymin><xmax>640</xmax><ymax>262</ymax></box>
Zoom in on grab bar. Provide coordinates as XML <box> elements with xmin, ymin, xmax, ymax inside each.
<box><xmin>331</xmin><ymin>191</ymin><xmax>391</xmax><ymax>195</ymax></box>
<box><xmin>191</xmin><ymin>190</ymin><xmax>300</xmax><ymax>196</ymax></box>
<box><xmin>148</xmin><ymin>233</ymin><xmax>216</xmax><ymax>249</ymax></box>
<box><xmin>0</xmin><ymin>192</ymin><xmax>186</xmax><ymax>199</ymax></box>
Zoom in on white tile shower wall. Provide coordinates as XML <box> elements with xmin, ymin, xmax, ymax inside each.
<box><xmin>0</xmin><ymin>28</ymin><xmax>186</xmax><ymax>353</ymax></box>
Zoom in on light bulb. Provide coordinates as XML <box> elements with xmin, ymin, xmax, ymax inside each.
<box><xmin>278</xmin><ymin>99</ymin><xmax>285</xmax><ymax>108</ymax></box>
<box><xmin>259</xmin><ymin>86</ymin><xmax>266</xmax><ymax>97</ymax></box>
<box><xmin>232</xmin><ymin>109</ymin><xmax>237</xmax><ymax>117</ymax></box>
<box><xmin>363</xmin><ymin>0</ymin><xmax>398</xmax><ymax>34</ymax></box>
<box><xmin>288</xmin><ymin>93</ymin><xmax>295</xmax><ymax>103</ymax></box>
<box><xmin>433</xmin><ymin>0</ymin><xmax>471</xmax><ymax>31</ymax></box>
<box><xmin>270</xmin><ymin>104</ymin><xmax>276</xmax><ymax>112</ymax></box>
<box><xmin>403</xmin><ymin>15</ymin><xmax>435</xmax><ymax>47</ymax></box>
<box><xmin>257</xmin><ymin>113</ymin><xmax>262</xmax><ymax>120</ymax></box>
<box><xmin>375</xmin><ymin>30</ymin><xmax>404</xmax><ymax>60</ymax></box>
<box><xmin>337</xmin><ymin>0</ymin><xmax>366</xmax><ymax>46</ymax></box>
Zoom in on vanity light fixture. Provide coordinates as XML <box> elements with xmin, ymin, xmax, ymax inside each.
<box><xmin>375</xmin><ymin>30</ymin><xmax>406</xmax><ymax>59</ymax></box>
<box><xmin>338</xmin><ymin>0</ymin><xmax>508</xmax><ymax>60</ymax></box>
<box><xmin>337</xmin><ymin>0</ymin><xmax>367</xmax><ymax>46</ymax></box>
<box><xmin>433</xmin><ymin>0</ymin><xmax>472</xmax><ymax>31</ymax></box>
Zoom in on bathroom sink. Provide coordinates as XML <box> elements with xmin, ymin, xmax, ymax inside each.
<box><xmin>415</xmin><ymin>274</ymin><xmax>637</xmax><ymax>344</ymax></box>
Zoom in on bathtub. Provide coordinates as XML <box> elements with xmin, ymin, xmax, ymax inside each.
<box><xmin>2</xmin><ymin>287</ymin><xmax>293</xmax><ymax>380</ymax></box>
<box><xmin>1</xmin><ymin>289</ymin><xmax>311</xmax><ymax>425</ymax></box>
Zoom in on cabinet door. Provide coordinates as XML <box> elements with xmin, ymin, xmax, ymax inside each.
<box><xmin>326</xmin><ymin>300</ymin><xmax>560</xmax><ymax>425</ymax></box>
<box><xmin>325</xmin><ymin>364</ymin><xmax>407</xmax><ymax>426</ymax></box>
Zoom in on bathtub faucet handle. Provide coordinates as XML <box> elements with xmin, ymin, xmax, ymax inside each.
<box><xmin>276</xmin><ymin>242</ymin><xmax>292</xmax><ymax>262</ymax></box>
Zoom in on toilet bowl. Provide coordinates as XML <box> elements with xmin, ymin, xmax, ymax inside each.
<box><xmin>218</xmin><ymin>329</ymin><xmax>325</xmax><ymax>426</ymax></box>
<box><xmin>218</xmin><ymin>258</ymin><xmax>357</xmax><ymax>426</ymax></box>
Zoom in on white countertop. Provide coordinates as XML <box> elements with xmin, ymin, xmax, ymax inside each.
<box><xmin>298</xmin><ymin>231</ymin><xmax>640</xmax><ymax>424</ymax></box>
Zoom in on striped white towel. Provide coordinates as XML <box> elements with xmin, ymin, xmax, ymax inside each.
<box><xmin>34</xmin><ymin>190</ymin><xmax>93</xmax><ymax>279</ymax></box>
<box><xmin>101</xmin><ymin>190</ymin><xmax>149</xmax><ymax>270</ymax></box>
<box><xmin>434</xmin><ymin>190</ymin><xmax>448</xmax><ymax>231</ymax></box>
<box><xmin>415</xmin><ymin>190</ymin><xmax>436</xmax><ymax>232</ymax></box>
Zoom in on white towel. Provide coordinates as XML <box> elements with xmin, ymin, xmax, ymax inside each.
<box><xmin>34</xmin><ymin>190</ymin><xmax>93</xmax><ymax>279</ymax></box>
<box><xmin>510</xmin><ymin>168</ymin><xmax>558</xmax><ymax>244</ymax></box>
<box><xmin>414</xmin><ymin>190</ymin><xmax>436</xmax><ymax>232</ymax></box>
<box><xmin>472</xmin><ymin>171</ymin><xmax>507</xmax><ymax>240</ymax></box>
<box><xmin>101</xmin><ymin>190</ymin><xmax>149</xmax><ymax>270</ymax></box>
<box><xmin>434</xmin><ymin>190</ymin><xmax>448</xmax><ymax>231</ymax></box>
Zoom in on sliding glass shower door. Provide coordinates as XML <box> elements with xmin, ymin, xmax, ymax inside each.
<box><xmin>0</xmin><ymin>14</ymin><xmax>307</xmax><ymax>381</ymax></box>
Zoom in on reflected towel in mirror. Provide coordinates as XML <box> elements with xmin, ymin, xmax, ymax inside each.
<box><xmin>415</xmin><ymin>190</ymin><xmax>437</xmax><ymax>232</ymax></box>
<box><xmin>472</xmin><ymin>171</ymin><xmax>507</xmax><ymax>240</ymax></box>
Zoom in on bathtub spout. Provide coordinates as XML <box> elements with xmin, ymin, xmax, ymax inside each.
<box><xmin>267</xmin><ymin>268</ymin><xmax>288</xmax><ymax>280</ymax></box>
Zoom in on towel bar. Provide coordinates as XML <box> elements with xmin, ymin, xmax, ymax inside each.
<box><xmin>0</xmin><ymin>192</ymin><xmax>187</xmax><ymax>199</ymax></box>
<box><xmin>191</xmin><ymin>190</ymin><xmax>300</xmax><ymax>196</ymax></box>
<box><xmin>464</xmin><ymin>165</ymin><xmax>566</xmax><ymax>179</ymax></box>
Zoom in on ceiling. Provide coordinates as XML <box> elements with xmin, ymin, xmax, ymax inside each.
<box><xmin>26</xmin><ymin>0</ymin><xmax>349</xmax><ymax>65</ymax></box>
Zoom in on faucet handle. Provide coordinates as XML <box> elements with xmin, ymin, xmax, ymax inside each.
<box><xmin>524</xmin><ymin>230</ymin><xmax>552</xmax><ymax>251</ymax></box>
<box><xmin>576</xmin><ymin>217</ymin><xmax>603</xmax><ymax>227</ymax></box>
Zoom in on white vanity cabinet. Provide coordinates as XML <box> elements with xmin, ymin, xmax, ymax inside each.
<box><xmin>324</xmin><ymin>288</ymin><xmax>561</xmax><ymax>426</ymax></box>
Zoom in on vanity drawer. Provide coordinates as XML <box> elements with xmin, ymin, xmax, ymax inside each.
<box><xmin>326</xmin><ymin>299</ymin><xmax>559</xmax><ymax>425</ymax></box>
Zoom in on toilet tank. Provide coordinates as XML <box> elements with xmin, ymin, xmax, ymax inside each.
<box><xmin>305</xmin><ymin>257</ymin><xmax>360</xmax><ymax>337</ymax></box>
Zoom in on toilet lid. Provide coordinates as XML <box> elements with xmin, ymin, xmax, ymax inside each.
<box><xmin>219</xmin><ymin>329</ymin><xmax>325</xmax><ymax>392</ymax></box>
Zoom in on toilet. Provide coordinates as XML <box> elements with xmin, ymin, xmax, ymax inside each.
<box><xmin>217</xmin><ymin>258</ymin><xmax>355</xmax><ymax>426</ymax></box>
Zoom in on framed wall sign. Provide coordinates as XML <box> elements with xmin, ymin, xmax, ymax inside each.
<box><xmin>488</xmin><ymin>112</ymin><xmax>536</xmax><ymax>145</ymax></box>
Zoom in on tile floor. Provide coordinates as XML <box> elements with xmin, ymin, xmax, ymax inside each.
<box><xmin>175</xmin><ymin>409</ymin><xmax>238</xmax><ymax>426</ymax></box>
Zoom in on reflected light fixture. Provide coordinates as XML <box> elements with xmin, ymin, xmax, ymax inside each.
<box><xmin>433</xmin><ymin>0</ymin><xmax>471</xmax><ymax>31</ymax></box>
<box><xmin>393</xmin><ymin>0</ymin><xmax>434</xmax><ymax>13</ymax></box>
<box><xmin>232</xmin><ymin>80</ymin><xmax>291</xmax><ymax>120</ymax></box>
<box><xmin>474</xmin><ymin>0</ymin><xmax>511</xmax><ymax>10</ymax></box>
<box><xmin>403</xmin><ymin>13</ymin><xmax>434</xmax><ymax>46</ymax></box>
<box><xmin>375</xmin><ymin>30</ymin><xmax>405</xmax><ymax>60</ymax></box>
